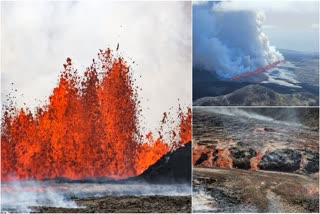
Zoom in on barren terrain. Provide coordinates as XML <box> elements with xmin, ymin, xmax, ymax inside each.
<box><xmin>192</xmin><ymin>107</ymin><xmax>319</xmax><ymax>212</ymax></box>
<box><xmin>32</xmin><ymin>195</ymin><xmax>191</xmax><ymax>213</ymax></box>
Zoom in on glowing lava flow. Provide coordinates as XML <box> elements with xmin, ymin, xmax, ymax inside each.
<box><xmin>228</xmin><ymin>59</ymin><xmax>287</xmax><ymax>81</ymax></box>
<box><xmin>1</xmin><ymin>49</ymin><xmax>191</xmax><ymax>181</ymax></box>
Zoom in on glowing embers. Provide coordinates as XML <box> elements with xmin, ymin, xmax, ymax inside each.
<box><xmin>1</xmin><ymin>49</ymin><xmax>191</xmax><ymax>181</ymax></box>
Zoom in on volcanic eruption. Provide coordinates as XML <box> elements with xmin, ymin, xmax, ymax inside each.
<box><xmin>193</xmin><ymin>1</ymin><xmax>284</xmax><ymax>80</ymax></box>
<box><xmin>1</xmin><ymin>48</ymin><xmax>191</xmax><ymax>182</ymax></box>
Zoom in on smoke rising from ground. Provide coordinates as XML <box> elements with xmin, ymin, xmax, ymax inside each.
<box><xmin>198</xmin><ymin>107</ymin><xmax>304</xmax><ymax>127</ymax></box>
<box><xmin>1</xmin><ymin>181</ymin><xmax>78</xmax><ymax>212</ymax></box>
<box><xmin>192</xmin><ymin>187</ymin><xmax>217</xmax><ymax>213</ymax></box>
<box><xmin>193</xmin><ymin>2</ymin><xmax>283</xmax><ymax>79</ymax></box>
<box><xmin>1</xmin><ymin>181</ymin><xmax>190</xmax><ymax>212</ymax></box>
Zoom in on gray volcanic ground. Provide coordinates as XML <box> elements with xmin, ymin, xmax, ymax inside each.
<box><xmin>193</xmin><ymin>168</ymin><xmax>319</xmax><ymax>213</ymax></box>
<box><xmin>193</xmin><ymin>49</ymin><xmax>319</xmax><ymax>106</ymax></box>
<box><xmin>1</xmin><ymin>143</ymin><xmax>192</xmax><ymax>213</ymax></box>
<box><xmin>2</xmin><ymin>182</ymin><xmax>191</xmax><ymax>211</ymax></box>
<box><xmin>192</xmin><ymin>107</ymin><xmax>319</xmax><ymax>212</ymax></box>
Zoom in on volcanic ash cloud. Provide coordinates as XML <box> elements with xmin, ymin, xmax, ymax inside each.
<box><xmin>193</xmin><ymin>2</ymin><xmax>283</xmax><ymax>79</ymax></box>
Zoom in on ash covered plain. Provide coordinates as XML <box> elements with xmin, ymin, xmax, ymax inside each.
<box><xmin>192</xmin><ymin>107</ymin><xmax>319</xmax><ymax>213</ymax></box>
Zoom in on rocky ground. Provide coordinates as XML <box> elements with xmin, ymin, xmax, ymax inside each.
<box><xmin>14</xmin><ymin>143</ymin><xmax>192</xmax><ymax>213</ymax></box>
<box><xmin>193</xmin><ymin>167</ymin><xmax>319</xmax><ymax>213</ymax></box>
<box><xmin>193</xmin><ymin>107</ymin><xmax>319</xmax><ymax>174</ymax></box>
<box><xmin>32</xmin><ymin>195</ymin><xmax>191</xmax><ymax>213</ymax></box>
<box><xmin>192</xmin><ymin>107</ymin><xmax>319</xmax><ymax>212</ymax></box>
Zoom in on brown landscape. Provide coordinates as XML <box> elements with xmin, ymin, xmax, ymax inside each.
<box><xmin>192</xmin><ymin>107</ymin><xmax>319</xmax><ymax>213</ymax></box>
<box><xmin>32</xmin><ymin>195</ymin><xmax>191</xmax><ymax>213</ymax></box>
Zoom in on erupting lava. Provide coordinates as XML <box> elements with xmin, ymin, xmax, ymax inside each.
<box><xmin>1</xmin><ymin>49</ymin><xmax>191</xmax><ymax>181</ymax></box>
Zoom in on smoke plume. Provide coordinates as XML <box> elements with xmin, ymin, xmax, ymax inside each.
<box><xmin>193</xmin><ymin>2</ymin><xmax>283</xmax><ymax>79</ymax></box>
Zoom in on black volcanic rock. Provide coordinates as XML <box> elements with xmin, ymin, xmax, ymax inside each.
<box><xmin>195</xmin><ymin>152</ymin><xmax>208</xmax><ymax>166</ymax></box>
<box><xmin>229</xmin><ymin>147</ymin><xmax>256</xmax><ymax>169</ymax></box>
<box><xmin>303</xmin><ymin>150</ymin><xmax>319</xmax><ymax>174</ymax></box>
<box><xmin>138</xmin><ymin>142</ymin><xmax>191</xmax><ymax>183</ymax></box>
<box><xmin>258</xmin><ymin>149</ymin><xmax>302</xmax><ymax>172</ymax></box>
<box><xmin>264</xmin><ymin>127</ymin><xmax>275</xmax><ymax>132</ymax></box>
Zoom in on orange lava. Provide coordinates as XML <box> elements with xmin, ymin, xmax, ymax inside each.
<box><xmin>1</xmin><ymin>49</ymin><xmax>191</xmax><ymax>181</ymax></box>
<box><xmin>178</xmin><ymin>107</ymin><xmax>191</xmax><ymax>145</ymax></box>
<box><xmin>250</xmin><ymin>150</ymin><xmax>265</xmax><ymax>171</ymax></box>
<box><xmin>214</xmin><ymin>149</ymin><xmax>233</xmax><ymax>168</ymax></box>
<box><xmin>192</xmin><ymin>143</ymin><xmax>214</xmax><ymax>167</ymax></box>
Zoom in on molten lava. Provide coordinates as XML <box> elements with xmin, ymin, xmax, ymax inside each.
<box><xmin>214</xmin><ymin>149</ymin><xmax>232</xmax><ymax>168</ymax></box>
<box><xmin>250</xmin><ymin>150</ymin><xmax>265</xmax><ymax>171</ymax></box>
<box><xmin>1</xmin><ymin>49</ymin><xmax>191</xmax><ymax>181</ymax></box>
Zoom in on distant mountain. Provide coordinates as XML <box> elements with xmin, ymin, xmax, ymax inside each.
<box><xmin>194</xmin><ymin>84</ymin><xmax>319</xmax><ymax>106</ymax></box>
<box><xmin>279</xmin><ymin>49</ymin><xmax>319</xmax><ymax>61</ymax></box>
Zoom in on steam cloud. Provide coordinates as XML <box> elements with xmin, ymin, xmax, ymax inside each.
<box><xmin>1</xmin><ymin>181</ymin><xmax>190</xmax><ymax>212</ymax></box>
<box><xmin>198</xmin><ymin>107</ymin><xmax>303</xmax><ymax>127</ymax></box>
<box><xmin>193</xmin><ymin>2</ymin><xmax>283</xmax><ymax>79</ymax></box>
<box><xmin>1</xmin><ymin>181</ymin><xmax>78</xmax><ymax>212</ymax></box>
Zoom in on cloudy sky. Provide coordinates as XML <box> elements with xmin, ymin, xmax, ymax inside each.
<box><xmin>214</xmin><ymin>0</ymin><xmax>319</xmax><ymax>52</ymax></box>
<box><xmin>1</xmin><ymin>1</ymin><xmax>191</xmax><ymax>132</ymax></box>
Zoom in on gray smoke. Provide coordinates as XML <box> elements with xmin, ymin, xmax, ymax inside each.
<box><xmin>193</xmin><ymin>2</ymin><xmax>283</xmax><ymax>79</ymax></box>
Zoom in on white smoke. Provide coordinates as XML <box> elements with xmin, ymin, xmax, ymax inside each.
<box><xmin>197</xmin><ymin>107</ymin><xmax>304</xmax><ymax>127</ymax></box>
<box><xmin>192</xmin><ymin>187</ymin><xmax>217</xmax><ymax>213</ymax></box>
<box><xmin>200</xmin><ymin>107</ymin><xmax>277</xmax><ymax>122</ymax></box>
<box><xmin>1</xmin><ymin>1</ymin><xmax>191</xmax><ymax>133</ymax></box>
<box><xmin>1</xmin><ymin>181</ymin><xmax>78</xmax><ymax>213</ymax></box>
<box><xmin>1</xmin><ymin>181</ymin><xmax>190</xmax><ymax>213</ymax></box>
<box><xmin>193</xmin><ymin>2</ymin><xmax>283</xmax><ymax>79</ymax></box>
<box><xmin>262</xmin><ymin>67</ymin><xmax>301</xmax><ymax>88</ymax></box>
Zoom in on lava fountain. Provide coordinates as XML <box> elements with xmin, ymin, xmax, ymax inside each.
<box><xmin>1</xmin><ymin>48</ymin><xmax>191</xmax><ymax>181</ymax></box>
